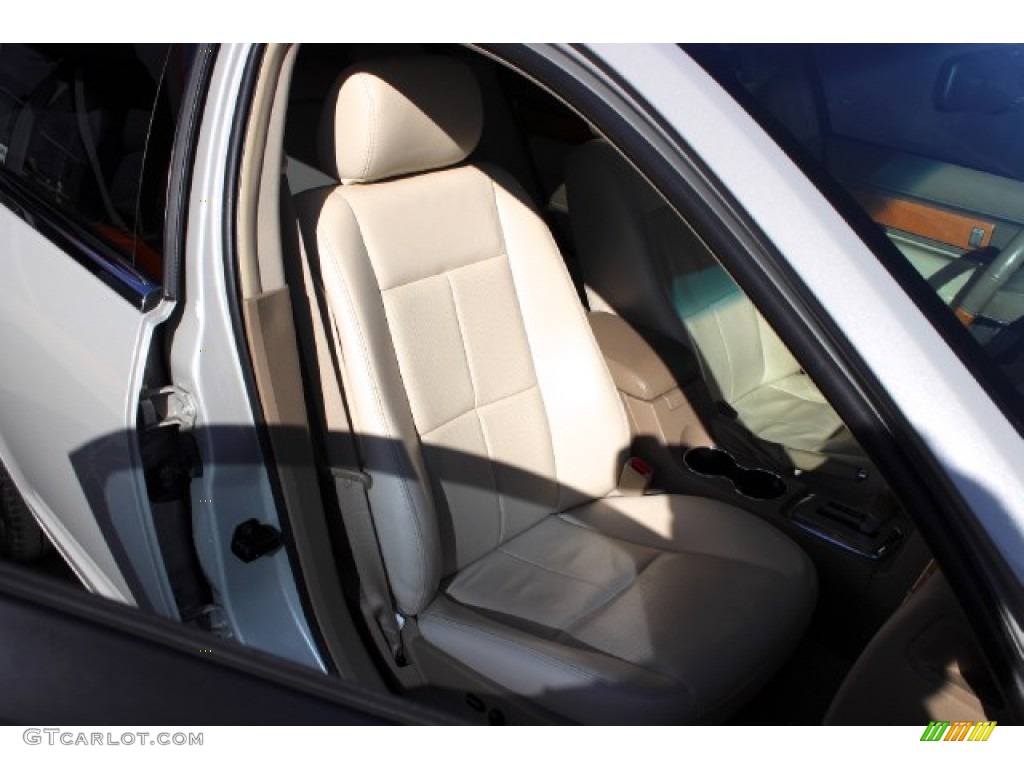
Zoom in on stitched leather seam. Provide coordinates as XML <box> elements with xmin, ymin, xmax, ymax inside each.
<box><xmin>420</xmin><ymin>384</ymin><xmax>538</xmax><ymax>438</ymax></box>
<box><xmin>754</xmin><ymin>312</ymin><xmax>772</xmax><ymax>390</ymax></box>
<box><xmin>764</xmin><ymin>376</ymin><xmax>830</xmax><ymax>405</ymax></box>
<box><xmin>446</xmin><ymin>272</ymin><xmax>481</xmax><ymax>409</ymax></box>
<box><xmin>709</xmin><ymin>304</ymin><xmax>737</xmax><ymax>401</ymax></box>
<box><xmin>380</xmin><ymin>250</ymin><xmax>507</xmax><ymax>293</ymax></box>
<box><xmin>321</xmin><ymin>194</ymin><xmax>433</xmax><ymax>611</ymax></box>
<box><xmin>559</xmin><ymin>551</ymin><xmax>661</xmax><ymax>637</ymax></box>
<box><xmin>744</xmin><ymin>415</ymin><xmax>838</xmax><ymax>433</ymax></box>
<box><xmin>446</xmin><ymin>270</ymin><xmax>506</xmax><ymax>546</ymax></box>
<box><xmin>560</xmin><ymin>507</ymin><xmax>805</xmax><ymax>577</ymax></box>
<box><xmin>489</xmin><ymin>178</ymin><xmax>562</xmax><ymax>509</ymax></box>
<box><xmin>492</xmin><ymin>172</ymin><xmax>630</xmax><ymax>507</ymax></box>
<box><xmin>493</xmin><ymin>545</ymin><xmax>611</xmax><ymax>591</ymax></box>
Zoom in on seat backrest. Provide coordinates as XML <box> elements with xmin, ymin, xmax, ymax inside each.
<box><xmin>296</xmin><ymin>58</ymin><xmax>630</xmax><ymax>616</ymax></box>
<box><xmin>566</xmin><ymin>139</ymin><xmax>801</xmax><ymax>404</ymax></box>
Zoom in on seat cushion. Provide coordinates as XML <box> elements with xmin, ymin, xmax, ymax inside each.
<box><xmin>419</xmin><ymin>494</ymin><xmax>816</xmax><ymax>724</ymax></box>
<box><xmin>733</xmin><ymin>371</ymin><xmax>845</xmax><ymax>453</ymax></box>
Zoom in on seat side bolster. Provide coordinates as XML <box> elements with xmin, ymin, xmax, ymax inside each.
<box><xmin>754</xmin><ymin>309</ymin><xmax>804</xmax><ymax>387</ymax></box>
<box><xmin>489</xmin><ymin>167</ymin><xmax>630</xmax><ymax>508</ymax></box>
<box><xmin>296</xmin><ymin>187</ymin><xmax>442</xmax><ymax>616</ymax></box>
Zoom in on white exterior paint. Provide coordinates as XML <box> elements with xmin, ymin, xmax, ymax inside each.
<box><xmin>170</xmin><ymin>44</ymin><xmax>323</xmax><ymax>669</ymax></box>
<box><xmin>0</xmin><ymin>204</ymin><xmax>178</xmax><ymax>616</ymax></box>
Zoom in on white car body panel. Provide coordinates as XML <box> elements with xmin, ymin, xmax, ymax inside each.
<box><xmin>170</xmin><ymin>44</ymin><xmax>323</xmax><ymax>669</ymax></box>
<box><xmin>0</xmin><ymin>204</ymin><xmax>178</xmax><ymax>616</ymax></box>
<box><xmin>587</xmin><ymin>44</ymin><xmax>1024</xmax><ymax>582</ymax></box>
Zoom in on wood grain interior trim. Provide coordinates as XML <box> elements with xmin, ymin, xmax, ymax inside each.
<box><xmin>850</xmin><ymin>188</ymin><xmax>994</xmax><ymax>250</ymax></box>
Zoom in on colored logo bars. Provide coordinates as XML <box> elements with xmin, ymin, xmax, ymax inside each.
<box><xmin>920</xmin><ymin>721</ymin><xmax>997</xmax><ymax>742</ymax></box>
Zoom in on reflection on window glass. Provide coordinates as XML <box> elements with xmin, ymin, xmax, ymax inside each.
<box><xmin>685</xmin><ymin>43</ymin><xmax>1024</xmax><ymax>426</ymax></box>
<box><xmin>0</xmin><ymin>44</ymin><xmax>194</xmax><ymax>284</ymax></box>
<box><xmin>818</xmin><ymin>45</ymin><xmax>1024</xmax><ymax>182</ymax></box>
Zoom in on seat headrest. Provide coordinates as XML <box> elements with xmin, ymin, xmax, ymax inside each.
<box><xmin>319</xmin><ymin>56</ymin><xmax>483</xmax><ymax>184</ymax></box>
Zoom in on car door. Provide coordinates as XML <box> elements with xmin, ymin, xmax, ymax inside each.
<box><xmin>574</xmin><ymin>43</ymin><xmax>1024</xmax><ymax>713</ymax></box>
<box><xmin>0</xmin><ymin>41</ymin><xmax>1020</xmax><ymax>728</ymax></box>
<box><xmin>0</xmin><ymin>44</ymin><xmax>198</xmax><ymax>618</ymax></box>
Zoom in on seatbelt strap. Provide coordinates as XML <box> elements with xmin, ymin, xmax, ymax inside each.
<box><xmin>329</xmin><ymin>465</ymin><xmax>406</xmax><ymax>664</ymax></box>
<box><xmin>926</xmin><ymin>246</ymin><xmax>997</xmax><ymax>293</ymax></box>
<box><xmin>290</xmin><ymin>208</ymin><xmax>406</xmax><ymax>664</ymax></box>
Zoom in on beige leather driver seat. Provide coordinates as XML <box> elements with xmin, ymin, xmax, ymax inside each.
<box><xmin>295</xmin><ymin>56</ymin><xmax>816</xmax><ymax>724</ymax></box>
<box><xmin>566</xmin><ymin>140</ymin><xmax>866</xmax><ymax>471</ymax></box>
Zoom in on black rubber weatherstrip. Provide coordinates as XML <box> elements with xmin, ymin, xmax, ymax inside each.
<box><xmin>163</xmin><ymin>44</ymin><xmax>218</xmax><ymax>303</ymax></box>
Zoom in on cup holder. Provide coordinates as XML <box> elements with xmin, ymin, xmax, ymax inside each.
<box><xmin>682</xmin><ymin>446</ymin><xmax>787</xmax><ymax>501</ymax></box>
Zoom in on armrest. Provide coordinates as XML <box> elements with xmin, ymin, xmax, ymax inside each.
<box><xmin>588</xmin><ymin>312</ymin><xmax>678</xmax><ymax>401</ymax></box>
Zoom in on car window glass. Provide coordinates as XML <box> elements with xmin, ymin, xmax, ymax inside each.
<box><xmin>0</xmin><ymin>44</ymin><xmax>194</xmax><ymax>283</ymax></box>
<box><xmin>685</xmin><ymin>43</ymin><xmax>1024</xmax><ymax>431</ymax></box>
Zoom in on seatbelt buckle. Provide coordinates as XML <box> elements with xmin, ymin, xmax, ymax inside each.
<box><xmin>618</xmin><ymin>456</ymin><xmax>653</xmax><ymax>495</ymax></box>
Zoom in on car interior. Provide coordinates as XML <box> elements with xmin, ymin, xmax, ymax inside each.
<box><xmin>686</xmin><ymin>44</ymin><xmax>1024</xmax><ymax>395</ymax></box>
<box><xmin>228</xmin><ymin>44</ymin><xmax>1012</xmax><ymax>724</ymax></box>
<box><xmin>0</xmin><ymin>42</ymin><xmax>1014</xmax><ymax>725</ymax></box>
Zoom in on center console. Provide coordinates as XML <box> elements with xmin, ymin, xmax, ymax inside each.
<box><xmin>682</xmin><ymin>445</ymin><xmax>903</xmax><ymax>561</ymax></box>
<box><xmin>589</xmin><ymin>310</ymin><xmax>929</xmax><ymax>649</ymax></box>
<box><xmin>588</xmin><ymin>310</ymin><xmax>908</xmax><ymax>563</ymax></box>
